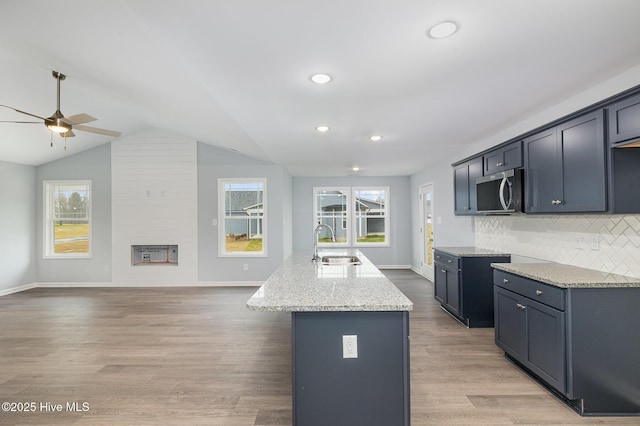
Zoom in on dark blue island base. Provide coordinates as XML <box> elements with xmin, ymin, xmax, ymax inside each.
<box><xmin>292</xmin><ymin>311</ymin><xmax>410</xmax><ymax>426</ymax></box>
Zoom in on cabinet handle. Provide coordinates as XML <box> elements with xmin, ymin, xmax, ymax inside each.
<box><xmin>536</xmin><ymin>290</ymin><xmax>543</xmax><ymax>296</ymax></box>
<box><xmin>516</xmin><ymin>303</ymin><xmax>526</xmax><ymax>310</ymax></box>
<box><xmin>496</xmin><ymin>162</ymin><xmax>503</xmax><ymax>167</ymax></box>
<box><xmin>436</xmin><ymin>255</ymin><xmax>440</xmax><ymax>259</ymax></box>
<box><xmin>448</xmin><ymin>259</ymin><xmax>452</xmax><ymax>263</ymax></box>
<box><xmin>503</xmin><ymin>278</ymin><xmax>509</xmax><ymax>283</ymax></box>
<box><xmin>551</xmin><ymin>199</ymin><xmax>563</xmax><ymax>205</ymax></box>
<box><xmin>441</xmin><ymin>269</ymin><xmax>446</xmax><ymax>273</ymax></box>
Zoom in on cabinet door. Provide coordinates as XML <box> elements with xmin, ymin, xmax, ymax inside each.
<box><xmin>557</xmin><ymin>111</ymin><xmax>606</xmax><ymax>212</ymax></box>
<box><xmin>485</xmin><ymin>141</ymin><xmax>523</xmax><ymax>174</ymax></box>
<box><xmin>434</xmin><ymin>266</ymin><xmax>447</xmax><ymax>304</ymax></box>
<box><xmin>494</xmin><ymin>287</ymin><xmax>526</xmax><ymax>359</ymax></box>
<box><xmin>524</xmin><ymin>128</ymin><xmax>560</xmax><ymax>213</ymax></box>
<box><xmin>525</xmin><ymin>298</ymin><xmax>566</xmax><ymax>394</ymax></box>
<box><xmin>609</xmin><ymin>92</ymin><xmax>640</xmax><ymax>146</ymax></box>
<box><xmin>454</xmin><ymin>157</ymin><xmax>483</xmax><ymax>215</ymax></box>
<box><xmin>444</xmin><ymin>268</ymin><xmax>460</xmax><ymax>315</ymax></box>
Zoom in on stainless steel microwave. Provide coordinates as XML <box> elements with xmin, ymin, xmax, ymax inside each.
<box><xmin>476</xmin><ymin>168</ymin><xmax>523</xmax><ymax>214</ymax></box>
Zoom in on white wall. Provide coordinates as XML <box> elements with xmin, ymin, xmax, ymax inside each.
<box><xmin>292</xmin><ymin>176</ymin><xmax>412</xmax><ymax>267</ymax></box>
<box><xmin>111</xmin><ymin>129</ymin><xmax>198</xmax><ymax>284</ymax></box>
<box><xmin>36</xmin><ymin>144</ymin><xmax>112</xmax><ymax>283</ymax></box>
<box><xmin>197</xmin><ymin>142</ymin><xmax>292</xmax><ymax>282</ymax></box>
<box><xmin>0</xmin><ymin>161</ymin><xmax>36</xmax><ymax>294</ymax></box>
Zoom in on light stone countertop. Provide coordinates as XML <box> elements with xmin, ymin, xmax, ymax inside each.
<box><xmin>246</xmin><ymin>250</ymin><xmax>413</xmax><ymax>312</ymax></box>
<box><xmin>435</xmin><ymin>246</ymin><xmax>511</xmax><ymax>257</ymax></box>
<box><xmin>491</xmin><ymin>262</ymin><xmax>640</xmax><ymax>288</ymax></box>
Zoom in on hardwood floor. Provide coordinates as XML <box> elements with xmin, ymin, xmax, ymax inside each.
<box><xmin>0</xmin><ymin>271</ymin><xmax>636</xmax><ymax>425</ymax></box>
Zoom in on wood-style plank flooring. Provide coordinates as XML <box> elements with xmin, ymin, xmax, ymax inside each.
<box><xmin>0</xmin><ymin>270</ymin><xmax>637</xmax><ymax>425</ymax></box>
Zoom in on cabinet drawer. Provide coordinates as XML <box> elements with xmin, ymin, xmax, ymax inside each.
<box><xmin>494</xmin><ymin>270</ymin><xmax>565</xmax><ymax>311</ymax></box>
<box><xmin>434</xmin><ymin>251</ymin><xmax>459</xmax><ymax>269</ymax></box>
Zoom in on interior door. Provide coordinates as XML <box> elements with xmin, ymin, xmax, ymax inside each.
<box><xmin>419</xmin><ymin>183</ymin><xmax>434</xmax><ymax>280</ymax></box>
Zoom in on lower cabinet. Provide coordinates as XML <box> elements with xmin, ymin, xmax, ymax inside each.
<box><xmin>493</xmin><ymin>269</ymin><xmax>640</xmax><ymax>415</ymax></box>
<box><xmin>494</xmin><ymin>286</ymin><xmax>566</xmax><ymax>393</ymax></box>
<box><xmin>434</xmin><ymin>250</ymin><xmax>510</xmax><ymax>327</ymax></box>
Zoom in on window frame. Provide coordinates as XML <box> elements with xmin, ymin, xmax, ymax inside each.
<box><xmin>352</xmin><ymin>186</ymin><xmax>390</xmax><ymax>248</ymax></box>
<box><xmin>43</xmin><ymin>180</ymin><xmax>92</xmax><ymax>259</ymax></box>
<box><xmin>313</xmin><ymin>186</ymin><xmax>390</xmax><ymax>248</ymax></box>
<box><xmin>313</xmin><ymin>187</ymin><xmax>351</xmax><ymax>247</ymax></box>
<box><xmin>218</xmin><ymin>178</ymin><xmax>267</xmax><ymax>257</ymax></box>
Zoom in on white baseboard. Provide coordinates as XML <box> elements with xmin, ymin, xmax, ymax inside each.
<box><xmin>376</xmin><ymin>265</ymin><xmax>412</xmax><ymax>270</ymax></box>
<box><xmin>0</xmin><ymin>281</ymin><xmax>264</xmax><ymax>296</ymax></box>
<box><xmin>0</xmin><ymin>282</ymin><xmax>37</xmax><ymax>297</ymax></box>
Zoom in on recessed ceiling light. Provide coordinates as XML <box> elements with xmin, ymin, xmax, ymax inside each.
<box><xmin>316</xmin><ymin>125</ymin><xmax>330</xmax><ymax>132</ymax></box>
<box><xmin>352</xmin><ymin>166</ymin><xmax>360</xmax><ymax>172</ymax></box>
<box><xmin>310</xmin><ymin>73</ymin><xmax>332</xmax><ymax>84</ymax></box>
<box><xmin>428</xmin><ymin>21</ymin><xmax>458</xmax><ymax>39</ymax></box>
<box><xmin>369</xmin><ymin>135</ymin><xmax>383</xmax><ymax>142</ymax></box>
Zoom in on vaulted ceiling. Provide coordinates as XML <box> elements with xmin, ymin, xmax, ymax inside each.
<box><xmin>1</xmin><ymin>0</ymin><xmax>640</xmax><ymax>176</ymax></box>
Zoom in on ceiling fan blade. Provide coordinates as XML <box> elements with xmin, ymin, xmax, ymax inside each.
<box><xmin>62</xmin><ymin>113</ymin><xmax>97</xmax><ymax>125</ymax></box>
<box><xmin>0</xmin><ymin>120</ymin><xmax>41</xmax><ymax>124</ymax></box>
<box><xmin>73</xmin><ymin>124</ymin><xmax>121</xmax><ymax>137</ymax></box>
<box><xmin>63</xmin><ymin>130</ymin><xmax>76</xmax><ymax>137</ymax></box>
<box><xmin>0</xmin><ymin>104</ymin><xmax>46</xmax><ymax>121</ymax></box>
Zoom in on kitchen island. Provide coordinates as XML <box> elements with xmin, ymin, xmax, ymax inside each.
<box><xmin>492</xmin><ymin>262</ymin><xmax>640</xmax><ymax>416</ymax></box>
<box><xmin>247</xmin><ymin>250</ymin><xmax>413</xmax><ymax>426</ymax></box>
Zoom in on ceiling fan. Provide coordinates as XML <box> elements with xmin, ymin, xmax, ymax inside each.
<box><xmin>0</xmin><ymin>70</ymin><xmax>121</xmax><ymax>149</ymax></box>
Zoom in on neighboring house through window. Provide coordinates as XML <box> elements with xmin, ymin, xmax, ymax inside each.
<box><xmin>314</xmin><ymin>186</ymin><xmax>389</xmax><ymax>248</ymax></box>
<box><xmin>43</xmin><ymin>180</ymin><xmax>92</xmax><ymax>258</ymax></box>
<box><xmin>218</xmin><ymin>178</ymin><xmax>266</xmax><ymax>256</ymax></box>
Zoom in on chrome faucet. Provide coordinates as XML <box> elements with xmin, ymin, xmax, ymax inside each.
<box><xmin>312</xmin><ymin>224</ymin><xmax>336</xmax><ymax>262</ymax></box>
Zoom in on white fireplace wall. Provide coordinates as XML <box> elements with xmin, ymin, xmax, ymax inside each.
<box><xmin>475</xmin><ymin>214</ymin><xmax>640</xmax><ymax>278</ymax></box>
<box><xmin>111</xmin><ymin>129</ymin><xmax>197</xmax><ymax>284</ymax></box>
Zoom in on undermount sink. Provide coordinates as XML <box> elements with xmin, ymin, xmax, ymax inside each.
<box><xmin>321</xmin><ymin>255</ymin><xmax>362</xmax><ymax>265</ymax></box>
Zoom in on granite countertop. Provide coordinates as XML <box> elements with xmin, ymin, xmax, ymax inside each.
<box><xmin>435</xmin><ymin>246</ymin><xmax>511</xmax><ymax>257</ymax></box>
<box><xmin>491</xmin><ymin>262</ymin><xmax>640</xmax><ymax>288</ymax></box>
<box><xmin>246</xmin><ymin>250</ymin><xmax>413</xmax><ymax>312</ymax></box>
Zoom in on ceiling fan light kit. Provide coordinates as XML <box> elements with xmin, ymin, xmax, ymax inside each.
<box><xmin>0</xmin><ymin>70</ymin><xmax>121</xmax><ymax>150</ymax></box>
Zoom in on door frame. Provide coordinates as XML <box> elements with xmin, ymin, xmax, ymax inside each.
<box><xmin>419</xmin><ymin>182</ymin><xmax>434</xmax><ymax>281</ymax></box>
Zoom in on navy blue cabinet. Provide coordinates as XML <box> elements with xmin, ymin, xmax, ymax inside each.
<box><xmin>494</xmin><ymin>269</ymin><xmax>640</xmax><ymax>415</ymax></box>
<box><xmin>454</xmin><ymin>157</ymin><xmax>483</xmax><ymax>215</ymax></box>
<box><xmin>435</xmin><ymin>250</ymin><xmax>510</xmax><ymax>327</ymax></box>
<box><xmin>608</xmin><ymin>92</ymin><xmax>640</xmax><ymax>147</ymax></box>
<box><xmin>524</xmin><ymin>110</ymin><xmax>606</xmax><ymax>213</ymax></box>
<box><xmin>484</xmin><ymin>141</ymin><xmax>522</xmax><ymax>174</ymax></box>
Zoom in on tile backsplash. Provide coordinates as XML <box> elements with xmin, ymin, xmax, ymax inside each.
<box><xmin>475</xmin><ymin>215</ymin><xmax>640</xmax><ymax>278</ymax></box>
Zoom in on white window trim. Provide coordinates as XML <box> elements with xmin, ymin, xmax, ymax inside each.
<box><xmin>313</xmin><ymin>187</ymin><xmax>351</xmax><ymax>247</ymax></box>
<box><xmin>43</xmin><ymin>180</ymin><xmax>92</xmax><ymax>259</ymax></box>
<box><xmin>218</xmin><ymin>178</ymin><xmax>267</xmax><ymax>257</ymax></box>
<box><xmin>352</xmin><ymin>186</ymin><xmax>390</xmax><ymax>248</ymax></box>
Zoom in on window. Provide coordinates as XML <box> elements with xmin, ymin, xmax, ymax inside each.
<box><xmin>314</xmin><ymin>188</ymin><xmax>350</xmax><ymax>246</ymax></box>
<box><xmin>218</xmin><ymin>178</ymin><xmax>266</xmax><ymax>256</ymax></box>
<box><xmin>313</xmin><ymin>186</ymin><xmax>390</xmax><ymax>248</ymax></box>
<box><xmin>353</xmin><ymin>187</ymin><xmax>389</xmax><ymax>246</ymax></box>
<box><xmin>44</xmin><ymin>180</ymin><xmax>92</xmax><ymax>258</ymax></box>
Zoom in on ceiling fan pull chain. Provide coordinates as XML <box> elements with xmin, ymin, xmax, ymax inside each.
<box><xmin>64</xmin><ymin>133</ymin><xmax>67</xmax><ymax>151</ymax></box>
<box><xmin>50</xmin><ymin>130</ymin><xmax>53</xmax><ymax>147</ymax></box>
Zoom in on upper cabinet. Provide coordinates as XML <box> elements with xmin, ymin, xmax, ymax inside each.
<box><xmin>608</xmin><ymin>92</ymin><xmax>640</xmax><ymax>147</ymax></box>
<box><xmin>484</xmin><ymin>141</ymin><xmax>523</xmax><ymax>174</ymax></box>
<box><xmin>524</xmin><ymin>110</ymin><xmax>606</xmax><ymax>213</ymax></box>
<box><xmin>454</xmin><ymin>157</ymin><xmax>483</xmax><ymax>215</ymax></box>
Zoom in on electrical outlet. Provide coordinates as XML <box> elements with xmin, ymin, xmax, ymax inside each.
<box><xmin>343</xmin><ymin>335</ymin><xmax>358</xmax><ymax>359</ymax></box>
<box><xmin>243</xmin><ymin>263</ymin><xmax>249</xmax><ymax>271</ymax></box>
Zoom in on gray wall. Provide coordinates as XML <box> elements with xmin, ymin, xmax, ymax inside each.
<box><xmin>0</xmin><ymin>161</ymin><xmax>36</xmax><ymax>292</ymax></box>
<box><xmin>292</xmin><ymin>176</ymin><xmax>412</xmax><ymax>266</ymax></box>
<box><xmin>197</xmin><ymin>143</ymin><xmax>292</xmax><ymax>281</ymax></box>
<box><xmin>36</xmin><ymin>144</ymin><xmax>112</xmax><ymax>282</ymax></box>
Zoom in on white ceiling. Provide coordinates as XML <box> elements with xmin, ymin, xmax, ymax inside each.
<box><xmin>1</xmin><ymin>0</ymin><xmax>640</xmax><ymax>176</ymax></box>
